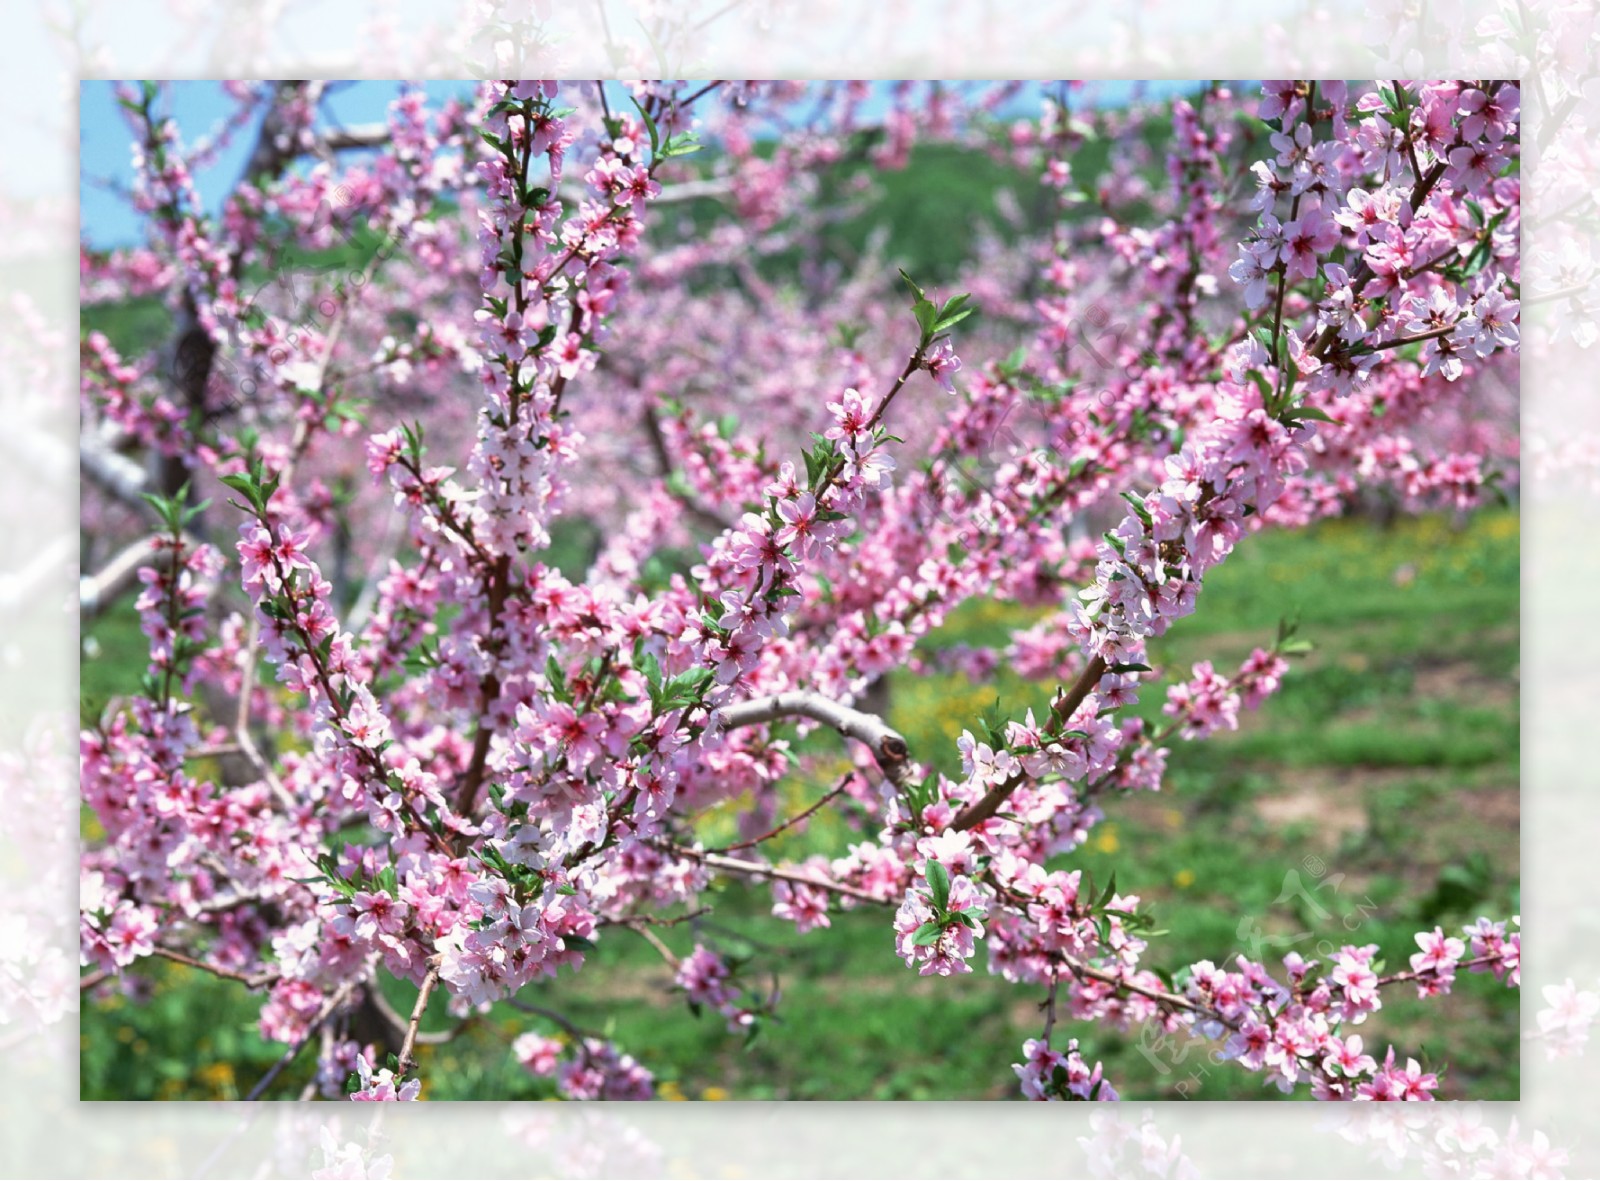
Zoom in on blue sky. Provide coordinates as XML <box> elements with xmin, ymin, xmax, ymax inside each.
<box><xmin>80</xmin><ymin>80</ymin><xmax>478</xmax><ymax>248</ymax></box>
<box><xmin>80</xmin><ymin>80</ymin><xmax>1208</xmax><ymax>249</ymax></box>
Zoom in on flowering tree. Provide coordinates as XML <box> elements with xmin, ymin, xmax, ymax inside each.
<box><xmin>79</xmin><ymin>79</ymin><xmax>1520</xmax><ymax>1101</ymax></box>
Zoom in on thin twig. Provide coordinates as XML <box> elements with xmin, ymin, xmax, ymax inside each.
<box><xmin>235</xmin><ymin>614</ymin><xmax>294</xmax><ymax>811</ymax></box>
<box><xmin>150</xmin><ymin>946</ymin><xmax>279</xmax><ymax>989</ymax></box>
<box><xmin>365</xmin><ymin>975</ymin><xmax>472</xmax><ymax>1047</ymax></box>
<box><xmin>299</xmin><ymin>1023</ymin><xmax>335</xmax><ymax>1100</ymax></box>
<box><xmin>78</xmin><ymin>969</ymin><xmax>112</xmax><ymax>993</ymax></box>
<box><xmin>650</xmin><ymin>841</ymin><xmax>886</xmax><ymax>905</ymax></box>
<box><xmin>1041</xmin><ymin>965</ymin><xmax>1061</xmax><ymax>1044</ymax></box>
<box><xmin>677</xmin><ymin>80</ymin><xmax>726</xmax><ymax>110</ymax></box>
<box><xmin>627</xmin><ymin>922</ymin><xmax>681</xmax><ymax>970</ymax></box>
<box><xmin>244</xmin><ymin>979</ymin><xmax>356</xmax><ymax>1101</ymax></box>
<box><xmin>863</xmin><ymin>350</ymin><xmax>928</xmax><ymax>434</ymax></box>
<box><xmin>1392</xmin><ymin>80</ymin><xmax>1424</xmax><ymax>186</ymax></box>
<box><xmin>507</xmin><ymin>997</ymin><xmax>603</xmax><ymax>1046</ymax></box>
<box><xmin>599</xmin><ymin>907</ymin><xmax>710</xmax><ymax>930</ymax></box>
<box><xmin>641</xmin><ymin>404</ymin><xmax>736</xmax><ymax>533</ymax></box>
<box><xmin>1359</xmin><ymin>323</ymin><xmax>1460</xmax><ymax>352</ymax></box>
<box><xmin>708</xmin><ymin>771</ymin><xmax>857</xmax><ymax>853</ymax></box>
<box><xmin>396</xmin><ymin>959</ymin><xmax>443</xmax><ymax>1077</ymax></box>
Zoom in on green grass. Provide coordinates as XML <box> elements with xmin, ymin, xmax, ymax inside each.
<box><xmin>80</xmin><ymin>508</ymin><xmax>1520</xmax><ymax>1100</ymax></box>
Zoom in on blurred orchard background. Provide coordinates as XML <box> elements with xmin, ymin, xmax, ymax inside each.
<box><xmin>79</xmin><ymin>80</ymin><xmax>1518</xmax><ymax>1100</ymax></box>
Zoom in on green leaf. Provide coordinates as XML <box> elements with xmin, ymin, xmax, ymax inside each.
<box><xmin>978</xmin><ymin>696</ymin><xmax>1007</xmax><ymax>747</ymax></box>
<box><xmin>661</xmin><ymin>130</ymin><xmax>703</xmax><ymax>159</ymax></box>
<box><xmin>630</xmin><ymin>96</ymin><xmax>661</xmax><ymax>157</ymax></box>
<box><xmin>217</xmin><ymin>472</ymin><xmax>257</xmax><ymax>496</ymax></box>
<box><xmin>1097</xmin><ymin>871</ymin><xmax>1118</xmax><ymax>910</ymax></box>
<box><xmin>911</xmin><ymin>921</ymin><xmax>945</xmax><ymax>947</ymax></box>
<box><xmin>924</xmin><ymin>859</ymin><xmax>951</xmax><ymax>912</ymax></box>
<box><xmin>1119</xmin><ymin>491</ymin><xmax>1153</xmax><ymax>527</ymax></box>
<box><xmin>933</xmin><ymin>293</ymin><xmax>974</xmax><ymax>333</ymax></box>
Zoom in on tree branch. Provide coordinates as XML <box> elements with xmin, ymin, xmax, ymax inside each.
<box><xmin>641</xmin><ymin>404</ymin><xmax>736</xmax><ymax>534</ymax></box>
<box><xmin>243</xmin><ymin>979</ymin><xmax>357</xmax><ymax>1101</ymax></box>
<box><xmin>321</xmin><ymin>123</ymin><xmax>390</xmax><ymax>152</ymax></box>
<box><xmin>78</xmin><ymin>530</ymin><xmax>216</xmax><ymax>621</ymax></box>
<box><xmin>366</xmin><ymin>971</ymin><xmax>469</xmax><ymax>1048</ymax></box>
<box><xmin>506</xmin><ymin>997</ymin><xmax>605</xmax><ymax>1048</ymax></box>
<box><xmin>626</xmin><ymin>922</ymin><xmax>681</xmax><ymax>970</ymax></box>
<box><xmin>951</xmin><ymin>654</ymin><xmax>1107</xmax><ymax>831</ymax></box>
<box><xmin>717</xmin><ymin>691</ymin><xmax>913</xmax><ymax>789</ymax></box>
<box><xmin>396</xmin><ymin>959</ymin><xmax>443</xmax><ymax>1077</ymax></box>
<box><xmin>80</xmin><ymin>432</ymin><xmax>155</xmax><ymax>514</ymax></box>
<box><xmin>149</xmin><ymin>945</ymin><xmax>278</xmax><ymax>989</ymax></box>
<box><xmin>707</xmin><ymin>771</ymin><xmax>857</xmax><ymax>853</ymax></box>
<box><xmin>651</xmin><ymin>840</ymin><xmax>886</xmax><ymax>905</ymax></box>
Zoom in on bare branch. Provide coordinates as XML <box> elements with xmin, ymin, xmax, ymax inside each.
<box><xmin>149</xmin><ymin>945</ymin><xmax>279</xmax><ymax>990</ymax></box>
<box><xmin>234</xmin><ymin>613</ymin><xmax>295</xmax><ymax>810</ymax></box>
<box><xmin>626</xmin><ymin>922</ymin><xmax>681</xmax><ymax>970</ymax></box>
<box><xmin>79</xmin><ymin>534</ymin><xmax>176</xmax><ymax>619</ymax></box>
<box><xmin>1057</xmin><ymin>952</ymin><xmax>1196</xmax><ymax>1010</ymax></box>
<box><xmin>641</xmin><ymin>405</ymin><xmax>736</xmax><ymax>534</ymax></box>
<box><xmin>322</xmin><ymin>124</ymin><xmax>390</xmax><ymax>152</ymax></box>
<box><xmin>299</xmin><ymin>1023</ymin><xmax>335</xmax><ymax>1100</ymax></box>
<box><xmin>1041</xmin><ymin>965</ymin><xmax>1061</xmax><ymax>1044</ymax></box>
<box><xmin>80</xmin><ymin>433</ymin><xmax>154</xmax><ymax>513</ymax></box>
<box><xmin>507</xmin><ymin>997</ymin><xmax>602</xmax><ymax>1045</ymax></box>
<box><xmin>244</xmin><ymin>979</ymin><xmax>358</xmax><ymax>1101</ymax></box>
<box><xmin>707</xmin><ymin>771</ymin><xmax>856</xmax><ymax>853</ymax></box>
<box><xmin>367</xmin><ymin>972</ymin><xmax>470</xmax><ymax>1048</ymax></box>
<box><xmin>651</xmin><ymin>840</ymin><xmax>886</xmax><ymax>905</ymax></box>
<box><xmin>717</xmin><ymin>691</ymin><xmax>913</xmax><ymax>789</ymax></box>
<box><xmin>396</xmin><ymin>959</ymin><xmax>443</xmax><ymax>1078</ymax></box>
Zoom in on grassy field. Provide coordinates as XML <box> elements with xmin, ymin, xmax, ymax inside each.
<box><xmin>80</xmin><ymin>507</ymin><xmax>1519</xmax><ymax>1101</ymax></box>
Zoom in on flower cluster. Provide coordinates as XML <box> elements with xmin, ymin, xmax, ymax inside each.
<box><xmin>1013</xmin><ymin>1036</ymin><xmax>1119</xmax><ymax>1101</ymax></box>
<box><xmin>894</xmin><ymin>861</ymin><xmax>988</xmax><ymax>977</ymax></box>
<box><xmin>1171</xmin><ymin>915</ymin><xmax>1521</xmax><ymax>1099</ymax></box>
<box><xmin>673</xmin><ymin>943</ymin><xmax>772</xmax><ymax>1034</ymax></box>
<box><xmin>350</xmin><ymin>1055</ymin><xmax>421</xmax><ymax>1101</ymax></box>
